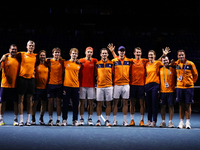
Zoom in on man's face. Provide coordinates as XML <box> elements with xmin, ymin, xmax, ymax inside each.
<box><xmin>39</xmin><ymin>52</ymin><xmax>46</xmax><ymax>61</ymax></box>
<box><xmin>134</xmin><ymin>49</ymin><xmax>142</xmax><ymax>58</ymax></box>
<box><xmin>53</xmin><ymin>50</ymin><xmax>61</xmax><ymax>59</ymax></box>
<box><xmin>85</xmin><ymin>50</ymin><xmax>93</xmax><ymax>58</ymax></box>
<box><xmin>70</xmin><ymin>51</ymin><xmax>78</xmax><ymax>59</ymax></box>
<box><xmin>100</xmin><ymin>50</ymin><xmax>108</xmax><ymax>60</ymax></box>
<box><xmin>178</xmin><ymin>52</ymin><xmax>185</xmax><ymax>62</ymax></box>
<box><xmin>27</xmin><ymin>44</ymin><xmax>35</xmax><ymax>53</ymax></box>
<box><xmin>118</xmin><ymin>50</ymin><xmax>125</xmax><ymax>57</ymax></box>
<box><xmin>162</xmin><ymin>56</ymin><xmax>169</xmax><ymax>67</ymax></box>
<box><xmin>9</xmin><ymin>46</ymin><xmax>17</xmax><ymax>56</ymax></box>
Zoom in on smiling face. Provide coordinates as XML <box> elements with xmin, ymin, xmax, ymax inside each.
<box><xmin>9</xmin><ymin>45</ymin><xmax>17</xmax><ymax>56</ymax></box>
<box><xmin>52</xmin><ymin>50</ymin><xmax>61</xmax><ymax>60</ymax></box>
<box><xmin>161</xmin><ymin>56</ymin><xmax>169</xmax><ymax>67</ymax></box>
<box><xmin>148</xmin><ymin>51</ymin><xmax>156</xmax><ymax>62</ymax></box>
<box><xmin>178</xmin><ymin>51</ymin><xmax>185</xmax><ymax>62</ymax></box>
<box><xmin>39</xmin><ymin>52</ymin><xmax>46</xmax><ymax>62</ymax></box>
<box><xmin>85</xmin><ymin>50</ymin><xmax>93</xmax><ymax>58</ymax></box>
<box><xmin>134</xmin><ymin>48</ymin><xmax>142</xmax><ymax>59</ymax></box>
<box><xmin>100</xmin><ymin>49</ymin><xmax>109</xmax><ymax>60</ymax></box>
<box><xmin>27</xmin><ymin>43</ymin><xmax>35</xmax><ymax>53</ymax></box>
<box><xmin>118</xmin><ymin>50</ymin><xmax>126</xmax><ymax>58</ymax></box>
<box><xmin>70</xmin><ymin>50</ymin><xmax>78</xmax><ymax>60</ymax></box>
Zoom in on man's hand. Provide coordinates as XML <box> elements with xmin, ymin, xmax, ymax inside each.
<box><xmin>162</xmin><ymin>47</ymin><xmax>171</xmax><ymax>56</ymax></box>
<box><xmin>107</xmin><ymin>43</ymin><xmax>115</xmax><ymax>52</ymax></box>
<box><xmin>0</xmin><ymin>53</ymin><xmax>9</xmax><ymax>63</ymax></box>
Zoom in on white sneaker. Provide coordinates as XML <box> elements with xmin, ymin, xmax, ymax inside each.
<box><xmin>0</xmin><ymin>119</ymin><xmax>5</xmax><ymax>126</ymax></box>
<box><xmin>146</xmin><ymin>120</ymin><xmax>151</xmax><ymax>127</ymax></box>
<box><xmin>186</xmin><ymin>122</ymin><xmax>191</xmax><ymax>129</ymax></box>
<box><xmin>95</xmin><ymin>120</ymin><xmax>101</xmax><ymax>126</ymax></box>
<box><xmin>159</xmin><ymin>121</ymin><xmax>166</xmax><ymax>127</ymax></box>
<box><xmin>61</xmin><ymin>120</ymin><xmax>67</xmax><ymax>126</ymax></box>
<box><xmin>177</xmin><ymin>121</ymin><xmax>185</xmax><ymax>129</ymax></box>
<box><xmin>168</xmin><ymin>121</ymin><xmax>175</xmax><ymax>128</ymax></box>
<box><xmin>72</xmin><ymin>120</ymin><xmax>79</xmax><ymax>126</ymax></box>
<box><xmin>150</xmin><ymin>121</ymin><xmax>156</xmax><ymax>127</ymax></box>
<box><xmin>122</xmin><ymin>120</ymin><xmax>129</xmax><ymax>126</ymax></box>
<box><xmin>105</xmin><ymin>120</ymin><xmax>111</xmax><ymax>127</ymax></box>
<box><xmin>113</xmin><ymin>120</ymin><xmax>118</xmax><ymax>126</ymax></box>
<box><xmin>87</xmin><ymin>119</ymin><xmax>94</xmax><ymax>126</ymax></box>
<box><xmin>79</xmin><ymin>118</ymin><xmax>84</xmax><ymax>126</ymax></box>
<box><xmin>13</xmin><ymin>119</ymin><xmax>19</xmax><ymax>126</ymax></box>
<box><xmin>48</xmin><ymin>119</ymin><xmax>53</xmax><ymax>126</ymax></box>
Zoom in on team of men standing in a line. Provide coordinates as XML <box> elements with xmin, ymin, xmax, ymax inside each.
<box><xmin>0</xmin><ymin>40</ymin><xmax>198</xmax><ymax>129</ymax></box>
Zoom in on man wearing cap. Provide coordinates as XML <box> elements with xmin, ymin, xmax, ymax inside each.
<box><xmin>108</xmin><ymin>44</ymin><xmax>131</xmax><ymax>126</ymax></box>
<box><xmin>79</xmin><ymin>47</ymin><xmax>98</xmax><ymax>125</ymax></box>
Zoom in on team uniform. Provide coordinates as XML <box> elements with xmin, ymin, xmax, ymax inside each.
<box><xmin>112</xmin><ymin>57</ymin><xmax>131</xmax><ymax>99</ymax></box>
<box><xmin>129</xmin><ymin>58</ymin><xmax>148</xmax><ymax>126</ymax></box>
<box><xmin>62</xmin><ymin>60</ymin><xmax>81</xmax><ymax>126</ymax></box>
<box><xmin>0</xmin><ymin>56</ymin><xmax>20</xmax><ymax>125</ymax></box>
<box><xmin>32</xmin><ymin>62</ymin><xmax>49</xmax><ymax>125</ymax></box>
<box><xmin>95</xmin><ymin>59</ymin><xmax>113</xmax><ymax>126</ymax></box>
<box><xmin>79</xmin><ymin>58</ymin><xmax>97</xmax><ymax>99</ymax></box>
<box><xmin>47</xmin><ymin>58</ymin><xmax>64</xmax><ymax>99</ymax></box>
<box><xmin>145</xmin><ymin>60</ymin><xmax>163</xmax><ymax>126</ymax></box>
<box><xmin>175</xmin><ymin>59</ymin><xmax>198</xmax><ymax>103</ymax></box>
<box><xmin>130</xmin><ymin>58</ymin><xmax>148</xmax><ymax>99</ymax></box>
<box><xmin>159</xmin><ymin>66</ymin><xmax>176</xmax><ymax>105</ymax></box>
<box><xmin>159</xmin><ymin>66</ymin><xmax>176</xmax><ymax>128</ymax></box>
<box><xmin>17</xmin><ymin>52</ymin><xmax>37</xmax><ymax>95</ymax></box>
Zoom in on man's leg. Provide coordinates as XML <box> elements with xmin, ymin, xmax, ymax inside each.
<box><xmin>112</xmin><ymin>99</ymin><xmax>119</xmax><ymax>122</ymax></box>
<box><xmin>26</xmin><ymin>94</ymin><xmax>33</xmax><ymax>125</ymax></box>
<box><xmin>48</xmin><ymin>97</ymin><xmax>54</xmax><ymax>125</ymax></box>
<box><xmin>31</xmin><ymin>100</ymin><xmax>38</xmax><ymax>124</ymax></box>
<box><xmin>87</xmin><ymin>99</ymin><xmax>94</xmax><ymax>119</ymax></box>
<box><xmin>18</xmin><ymin>94</ymin><xmax>24</xmax><ymax>125</ymax></box>
<box><xmin>185</xmin><ymin>103</ymin><xmax>191</xmax><ymax>129</ymax></box>
<box><xmin>56</xmin><ymin>97</ymin><xmax>61</xmax><ymax>125</ymax></box>
<box><xmin>96</xmin><ymin>101</ymin><xmax>103</xmax><ymax>126</ymax></box>
<box><xmin>122</xmin><ymin>99</ymin><xmax>129</xmax><ymax>126</ymax></box>
<box><xmin>79</xmin><ymin>99</ymin><xmax>85</xmax><ymax>119</ymax></box>
<box><xmin>130</xmin><ymin>98</ymin><xmax>136</xmax><ymax>125</ymax></box>
<box><xmin>0</xmin><ymin>102</ymin><xmax>6</xmax><ymax>125</ymax></box>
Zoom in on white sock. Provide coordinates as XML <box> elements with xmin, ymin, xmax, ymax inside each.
<box><xmin>19</xmin><ymin>114</ymin><xmax>23</xmax><ymax>123</ymax></box>
<box><xmin>180</xmin><ymin>119</ymin><xmax>184</xmax><ymax>123</ymax></box>
<box><xmin>106</xmin><ymin>116</ymin><xmax>109</xmax><ymax>120</ymax></box>
<box><xmin>88</xmin><ymin>115</ymin><xmax>92</xmax><ymax>119</ymax></box>
<box><xmin>97</xmin><ymin>116</ymin><xmax>101</xmax><ymax>120</ymax></box>
<box><xmin>123</xmin><ymin>115</ymin><xmax>127</xmax><ymax>121</ymax></box>
<box><xmin>113</xmin><ymin>115</ymin><xmax>117</xmax><ymax>121</ymax></box>
<box><xmin>49</xmin><ymin>115</ymin><xmax>52</xmax><ymax>120</ymax></box>
<box><xmin>141</xmin><ymin>115</ymin><xmax>144</xmax><ymax>121</ymax></box>
<box><xmin>0</xmin><ymin>115</ymin><xmax>2</xmax><ymax>120</ymax></box>
<box><xmin>14</xmin><ymin>115</ymin><xmax>18</xmax><ymax>120</ymax></box>
<box><xmin>130</xmin><ymin>114</ymin><xmax>134</xmax><ymax>120</ymax></box>
<box><xmin>27</xmin><ymin>114</ymin><xmax>31</xmax><ymax>122</ymax></box>
<box><xmin>80</xmin><ymin>115</ymin><xmax>84</xmax><ymax>119</ymax></box>
<box><xmin>162</xmin><ymin>120</ymin><xmax>165</xmax><ymax>123</ymax></box>
<box><xmin>57</xmin><ymin>116</ymin><xmax>61</xmax><ymax>121</ymax></box>
<box><xmin>186</xmin><ymin>119</ymin><xmax>190</xmax><ymax>123</ymax></box>
<box><xmin>169</xmin><ymin>120</ymin><xmax>172</xmax><ymax>123</ymax></box>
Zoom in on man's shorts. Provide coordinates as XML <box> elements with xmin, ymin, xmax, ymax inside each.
<box><xmin>79</xmin><ymin>87</ymin><xmax>96</xmax><ymax>100</ymax></box>
<box><xmin>176</xmin><ymin>88</ymin><xmax>194</xmax><ymax>104</ymax></box>
<box><xmin>33</xmin><ymin>89</ymin><xmax>47</xmax><ymax>101</ymax></box>
<box><xmin>18</xmin><ymin>76</ymin><xmax>35</xmax><ymax>95</ymax></box>
<box><xmin>0</xmin><ymin>87</ymin><xmax>18</xmax><ymax>102</ymax></box>
<box><xmin>160</xmin><ymin>92</ymin><xmax>174</xmax><ymax>105</ymax></box>
<box><xmin>113</xmin><ymin>84</ymin><xmax>130</xmax><ymax>99</ymax></box>
<box><xmin>96</xmin><ymin>86</ymin><xmax>113</xmax><ymax>101</ymax></box>
<box><xmin>130</xmin><ymin>85</ymin><xmax>145</xmax><ymax>99</ymax></box>
<box><xmin>47</xmin><ymin>84</ymin><xmax>63</xmax><ymax>99</ymax></box>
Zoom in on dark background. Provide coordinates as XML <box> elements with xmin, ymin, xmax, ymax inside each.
<box><xmin>0</xmin><ymin>1</ymin><xmax>200</xmax><ymax>111</ymax></box>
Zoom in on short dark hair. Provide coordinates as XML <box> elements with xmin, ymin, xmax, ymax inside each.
<box><xmin>134</xmin><ymin>47</ymin><xmax>142</xmax><ymax>53</ymax></box>
<box><xmin>148</xmin><ymin>50</ymin><xmax>156</xmax><ymax>56</ymax></box>
<box><xmin>177</xmin><ymin>49</ymin><xmax>185</xmax><ymax>54</ymax></box>
<box><xmin>100</xmin><ymin>48</ymin><xmax>109</xmax><ymax>54</ymax></box>
<box><xmin>161</xmin><ymin>55</ymin><xmax>168</xmax><ymax>60</ymax></box>
<box><xmin>10</xmin><ymin>44</ymin><xmax>17</xmax><ymax>48</ymax></box>
<box><xmin>52</xmin><ymin>47</ymin><xmax>61</xmax><ymax>53</ymax></box>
